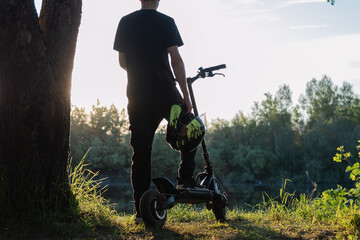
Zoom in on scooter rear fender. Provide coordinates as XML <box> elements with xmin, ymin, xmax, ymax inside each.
<box><xmin>153</xmin><ymin>177</ymin><xmax>177</xmax><ymax>194</ymax></box>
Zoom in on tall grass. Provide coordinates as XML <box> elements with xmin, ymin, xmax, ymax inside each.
<box><xmin>68</xmin><ymin>152</ymin><xmax>120</xmax><ymax>227</ymax></box>
<box><xmin>248</xmin><ymin>177</ymin><xmax>360</xmax><ymax>239</ymax></box>
<box><xmin>67</xmin><ymin>153</ymin><xmax>360</xmax><ymax>237</ymax></box>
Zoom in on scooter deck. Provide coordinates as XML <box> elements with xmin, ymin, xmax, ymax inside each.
<box><xmin>153</xmin><ymin>177</ymin><xmax>214</xmax><ymax>204</ymax></box>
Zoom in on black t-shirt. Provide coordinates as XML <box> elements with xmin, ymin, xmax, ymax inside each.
<box><xmin>114</xmin><ymin>10</ymin><xmax>183</xmax><ymax>109</ymax></box>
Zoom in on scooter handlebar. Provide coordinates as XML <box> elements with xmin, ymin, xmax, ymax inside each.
<box><xmin>203</xmin><ymin>64</ymin><xmax>226</xmax><ymax>73</ymax></box>
<box><xmin>187</xmin><ymin>64</ymin><xmax>227</xmax><ymax>84</ymax></box>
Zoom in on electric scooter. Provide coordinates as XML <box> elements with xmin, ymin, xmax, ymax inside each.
<box><xmin>139</xmin><ymin>64</ymin><xmax>228</xmax><ymax>228</ymax></box>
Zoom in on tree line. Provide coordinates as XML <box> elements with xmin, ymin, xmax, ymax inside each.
<box><xmin>71</xmin><ymin>75</ymin><xmax>360</xmax><ymax>186</ymax></box>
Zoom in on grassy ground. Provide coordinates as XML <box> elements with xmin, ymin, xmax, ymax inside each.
<box><xmin>1</xmin><ymin>159</ymin><xmax>360</xmax><ymax>239</ymax></box>
<box><xmin>1</xmin><ymin>202</ymin><xmax>356</xmax><ymax>240</ymax></box>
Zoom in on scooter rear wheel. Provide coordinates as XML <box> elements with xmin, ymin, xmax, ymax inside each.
<box><xmin>213</xmin><ymin>206</ymin><xmax>226</xmax><ymax>223</ymax></box>
<box><xmin>140</xmin><ymin>189</ymin><xmax>167</xmax><ymax>228</ymax></box>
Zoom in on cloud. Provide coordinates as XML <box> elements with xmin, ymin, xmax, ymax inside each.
<box><xmin>279</xmin><ymin>0</ymin><xmax>324</xmax><ymax>8</ymax></box>
<box><xmin>290</xmin><ymin>24</ymin><xmax>329</xmax><ymax>30</ymax></box>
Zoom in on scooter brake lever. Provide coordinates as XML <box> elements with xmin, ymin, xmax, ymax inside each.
<box><xmin>214</xmin><ymin>73</ymin><xmax>225</xmax><ymax>77</ymax></box>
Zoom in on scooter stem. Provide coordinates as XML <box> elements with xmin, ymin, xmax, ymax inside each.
<box><xmin>187</xmin><ymin>79</ymin><xmax>213</xmax><ymax>172</ymax></box>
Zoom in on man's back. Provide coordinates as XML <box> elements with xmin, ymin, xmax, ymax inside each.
<box><xmin>114</xmin><ymin>10</ymin><xmax>183</xmax><ymax>108</ymax></box>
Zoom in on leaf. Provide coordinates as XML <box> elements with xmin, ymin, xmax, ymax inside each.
<box><xmin>333</xmin><ymin>153</ymin><xmax>342</xmax><ymax>162</ymax></box>
<box><xmin>346</xmin><ymin>162</ymin><xmax>360</xmax><ymax>172</ymax></box>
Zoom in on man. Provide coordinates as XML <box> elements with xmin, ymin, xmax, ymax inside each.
<box><xmin>113</xmin><ymin>0</ymin><xmax>199</xmax><ymax>221</ymax></box>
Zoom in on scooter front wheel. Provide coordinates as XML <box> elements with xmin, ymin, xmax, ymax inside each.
<box><xmin>140</xmin><ymin>189</ymin><xmax>167</xmax><ymax>228</ymax></box>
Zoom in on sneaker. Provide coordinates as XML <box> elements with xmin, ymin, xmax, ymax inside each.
<box><xmin>176</xmin><ymin>177</ymin><xmax>205</xmax><ymax>189</ymax></box>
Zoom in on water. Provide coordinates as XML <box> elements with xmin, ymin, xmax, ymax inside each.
<box><xmin>98</xmin><ymin>173</ymin><xmax>324</xmax><ymax>213</ymax></box>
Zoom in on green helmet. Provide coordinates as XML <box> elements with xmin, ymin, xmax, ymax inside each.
<box><xmin>166</xmin><ymin>104</ymin><xmax>205</xmax><ymax>153</ymax></box>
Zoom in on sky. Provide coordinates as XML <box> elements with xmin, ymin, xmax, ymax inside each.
<box><xmin>34</xmin><ymin>0</ymin><xmax>360</xmax><ymax>121</ymax></box>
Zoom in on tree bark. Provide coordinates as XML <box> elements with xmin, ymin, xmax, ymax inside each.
<box><xmin>0</xmin><ymin>0</ymin><xmax>82</xmax><ymax>216</ymax></box>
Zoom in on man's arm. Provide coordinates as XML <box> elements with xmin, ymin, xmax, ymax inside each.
<box><xmin>118</xmin><ymin>52</ymin><xmax>127</xmax><ymax>71</ymax></box>
<box><xmin>168</xmin><ymin>45</ymin><xmax>192</xmax><ymax>114</ymax></box>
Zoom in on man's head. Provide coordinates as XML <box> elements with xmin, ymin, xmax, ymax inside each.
<box><xmin>141</xmin><ymin>0</ymin><xmax>160</xmax><ymax>10</ymax></box>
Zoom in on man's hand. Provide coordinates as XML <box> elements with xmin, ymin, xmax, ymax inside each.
<box><xmin>183</xmin><ymin>95</ymin><xmax>193</xmax><ymax>114</ymax></box>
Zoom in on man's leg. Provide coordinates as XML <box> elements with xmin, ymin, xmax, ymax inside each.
<box><xmin>177</xmin><ymin>148</ymin><xmax>197</xmax><ymax>185</ymax></box>
<box><xmin>129</xmin><ymin>110</ymin><xmax>162</xmax><ymax>216</ymax></box>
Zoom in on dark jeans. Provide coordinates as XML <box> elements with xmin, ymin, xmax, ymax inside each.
<box><xmin>128</xmin><ymin>105</ymin><xmax>197</xmax><ymax>214</ymax></box>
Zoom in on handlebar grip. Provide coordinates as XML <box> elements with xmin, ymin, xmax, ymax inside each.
<box><xmin>203</xmin><ymin>64</ymin><xmax>226</xmax><ymax>72</ymax></box>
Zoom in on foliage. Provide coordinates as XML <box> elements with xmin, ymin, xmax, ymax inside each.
<box><xmin>70</xmin><ymin>100</ymin><xmax>132</xmax><ymax>172</ymax></box>
<box><xmin>252</xmin><ymin>143</ymin><xmax>360</xmax><ymax>239</ymax></box>
<box><xmin>318</xmin><ymin>141</ymin><xmax>360</xmax><ymax>210</ymax></box>
<box><xmin>70</xmin><ymin>76</ymin><xmax>360</xmax><ymax>186</ymax></box>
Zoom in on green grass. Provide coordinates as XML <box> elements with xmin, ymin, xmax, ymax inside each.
<box><xmin>2</xmin><ymin>159</ymin><xmax>360</xmax><ymax>239</ymax></box>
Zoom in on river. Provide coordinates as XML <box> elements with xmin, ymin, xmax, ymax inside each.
<box><xmin>96</xmin><ymin>173</ymin><xmax>328</xmax><ymax>213</ymax></box>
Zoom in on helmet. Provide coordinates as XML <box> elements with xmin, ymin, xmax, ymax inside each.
<box><xmin>166</xmin><ymin>104</ymin><xmax>205</xmax><ymax>153</ymax></box>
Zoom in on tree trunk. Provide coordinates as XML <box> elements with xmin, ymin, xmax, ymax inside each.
<box><xmin>0</xmin><ymin>0</ymin><xmax>82</xmax><ymax>216</ymax></box>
